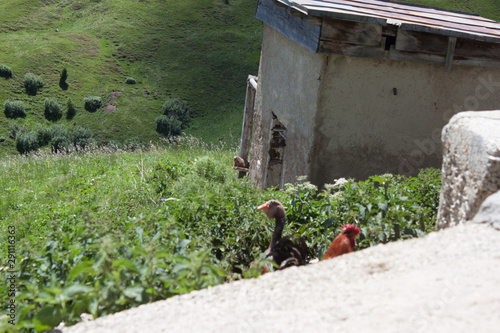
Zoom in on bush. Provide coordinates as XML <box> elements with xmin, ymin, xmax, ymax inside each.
<box><xmin>35</xmin><ymin>125</ymin><xmax>52</xmax><ymax>146</ymax></box>
<box><xmin>0</xmin><ymin>64</ymin><xmax>13</xmax><ymax>79</ymax></box>
<box><xmin>4</xmin><ymin>99</ymin><xmax>26</xmax><ymax>119</ymax></box>
<box><xmin>50</xmin><ymin>125</ymin><xmax>70</xmax><ymax>152</ymax></box>
<box><xmin>84</xmin><ymin>96</ymin><xmax>102</xmax><ymax>112</ymax></box>
<box><xmin>16</xmin><ymin>131</ymin><xmax>39</xmax><ymax>154</ymax></box>
<box><xmin>125</xmin><ymin>77</ymin><xmax>136</xmax><ymax>84</ymax></box>
<box><xmin>156</xmin><ymin>115</ymin><xmax>182</xmax><ymax>137</ymax></box>
<box><xmin>9</xmin><ymin>123</ymin><xmax>25</xmax><ymax>140</ymax></box>
<box><xmin>162</xmin><ymin>98</ymin><xmax>190</xmax><ymax>127</ymax></box>
<box><xmin>66</xmin><ymin>99</ymin><xmax>76</xmax><ymax>119</ymax></box>
<box><xmin>59</xmin><ymin>68</ymin><xmax>68</xmax><ymax>90</ymax></box>
<box><xmin>44</xmin><ymin>98</ymin><xmax>63</xmax><ymax>121</ymax></box>
<box><xmin>24</xmin><ymin>73</ymin><xmax>44</xmax><ymax>95</ymax></box>
<box><xmin>70</xmin><ymin>126</ymin><xmax>93</xmax><ymax>149</ymax></box>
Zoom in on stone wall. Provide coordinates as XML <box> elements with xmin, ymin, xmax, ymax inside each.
<box><xmin>436</xmin><ymin>111</ymin><xmax>500</xmax><ymax>229</ymax></box>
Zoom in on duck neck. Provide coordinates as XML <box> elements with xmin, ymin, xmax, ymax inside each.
<box><xmin>270</xmin><ymin>214</ymin><xmax>286</xmax><ymax>249</ymax></box>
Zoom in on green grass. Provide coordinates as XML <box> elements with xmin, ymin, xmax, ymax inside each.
<box><xmin>395</xmin><ymin>0</ymin><xmax>500</xmax><ymax>21</ymax></box>
<box><xmin>0</xmin><ymin>140</ymin><xmax>441</xmax><ymax>331</ymax></box>
<box><xmin>0</xmin><ymin>0</ymin><xmax>262</xmax><ymax>157</ymax></box>
<box><xmin>1</xmin><ymin>0</ymin><xmax>499</xmax><ymax>158</ymax></box>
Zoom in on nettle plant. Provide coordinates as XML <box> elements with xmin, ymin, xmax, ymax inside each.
<box><xmin>280</xmin><ymin>169</ymin><xmax>441</xmax><ymax>259</ymax></box>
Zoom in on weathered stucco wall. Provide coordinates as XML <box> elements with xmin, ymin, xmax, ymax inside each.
<box><xmin>249</xmin><ymin>24</ymin><xmax>323</xmax><ymax>188</ymax></box>
<box><xmin>310</xmin><ymin>55</ymin><xmax>500</xmax><ymax>184</ymax></box>
<box><xmin>250</xmin><ymin>23</ymin><xmax>500</xmax><ymax>188</ymax></box>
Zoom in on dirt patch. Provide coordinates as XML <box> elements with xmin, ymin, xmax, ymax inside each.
<box><xmin>103</xmin><ymin>91</ymin><xmax>122</xmax><ymax>114</ymax></box>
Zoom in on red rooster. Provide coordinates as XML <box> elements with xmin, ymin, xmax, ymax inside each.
<box><xmin>323</xmin><ymin>224</ymin><xmax>360</xmax><ymax>260</ymax></box>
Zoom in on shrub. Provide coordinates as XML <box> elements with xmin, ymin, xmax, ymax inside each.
<box><xmin>66</xmin><ymin>99</ymin><xmax>76</xmax><ymax>119</ymax></box>
<box><xmin>24</xmin><ymin>73</ymin><xmax>44</xmax><ymax>95</ymax></box>
<box><xmin>125</xmin><ymin>77</ymin><xmax>136</xmax><ymax>84</ymax></box>
<box><xmin>44</xmin><ymin>98</ymin><xmax>63</xmax><ymax>121</ymax></box>
<box><xmin>50</xmin><ymin>125</ymin><xmax>70</xmax><ymax>152</ymax></box>
<box><xmin>4</xmin><ymin>99</ymin><xmax>26</xmax><ymax>119</ymax></box>
<box><xmin>70</xmin><ymin>126</ymin><xmax>93</xmax><ymax>149</ymax></box>
<box><xmin>162</xmin><ymin>98</ymin><xmax>190</xmax><ymax>128</ymax></box>
<box><xmin>16</xmin><ymin>131</ymin><xmax>39</xmax><ymax>154</ymax></box>
<box><xmin>9</xmin><ymin>123</ymin><xmax>25</xmax><ymax>140</ymax></box>
<box><xmin>156</xmin><ymin>115</ymin><xmax>182</xmax><ymax>137</ymax></box>
<box><xmin>59</xmin><ymin>68</ymin><xmax>68</xmax><ymax>90</ymax></box>
<box><xmin>35</xmin><ymin>125</ymin><xmax>52</xmax><ymax>146</ymax></box>
<box><xmin>84</xmin><ymin>96</ymin><xmax>102</xmax><ymax>112</ymax></box>
<box><xmin>0</xmin><ymin>64</ymin><xmax>13</xmax><ymax>79</ymax></box>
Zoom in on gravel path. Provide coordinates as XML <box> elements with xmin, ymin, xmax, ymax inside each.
<box><xmin>64</xmin><ymin>223</ymin><xmax>500</xmax><ymax>333</ymax></box>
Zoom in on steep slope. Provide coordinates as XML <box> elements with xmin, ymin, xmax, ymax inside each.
<box><xmin>0</xmin><ymin>0</ymin><xmax>262</xmax><ymax>156</ymax></box>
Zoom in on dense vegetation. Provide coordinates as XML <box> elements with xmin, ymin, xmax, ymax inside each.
<box><xmin>0</xmin><ymin>140</ymin><xmax>440</xmax><ymax>331</ymax></box>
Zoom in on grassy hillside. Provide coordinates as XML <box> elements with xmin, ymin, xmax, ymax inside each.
<box><xmin>396</xmin><ymin>0</ymin><xmax>500</xmax><ymax>21</ymax></box>
<box><xmin>0</xmin><ymin>0</ymin><xmax>262</xmax><ymax>157</ymax></box>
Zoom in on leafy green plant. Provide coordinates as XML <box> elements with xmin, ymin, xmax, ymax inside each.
<box><xmin>125</xmin><ymin>77</ymin><xmax>136</xmax><ymax>84</ymax></box>
<box><xmin>50</xmin><ymin>125</ymin><xmax>70</xmax><ymax>152</ymax></box>
<box><xmin>59</xmin><ymin>68</ymin><xmax>68</xmax><ymax>90</ymax></box>
<box><xmin>35</xmin><ymin>124</ymin><xmax>52</xmax><ymax>146</ymax></box>
<box><xmin>84</xmin><ymin>96</ymin><xmax>102</xmax><ymax>112</ymax></box>
<box><xmin>281</xmin><ymin>170</ymin><xmax>441</xmax><ymax>259</ymax></box>
<box><xmin>0</xmin><ymin>64</ymin><xmax>13</xmax><ymax>79</ymax></box>
<box><xmin>162</xmin><ymin>98</ymin><xmax>190</xmax><ymax>128</ymax></box>
<box><xmin>4</xmin><ymin>99</ymin><xmax>26</xmax><ymax>119</ymax></box>
<box><xmin>44</xmin><ymin>98</ymin><xmax>63</xmax><ymax>121</ymax></box>
<box><xmin>66</xmin><ymin>99</ymin><xmax>76</xmax><ymax>119</ymax></box>
<box><xmin>0</xmin><ymin>144</ymin><xmax>442</xmax><ymax>332</ymax></box>
<box><xmin>70</xmin><ymin>126</ymin><xmax>94</xmax><ymax>150</ymax></box>
<box><xmin>24</xmin><ymin>73</ymin><xmax>44</xmax><ymax>95</ymax></box>
<box><xmin>16</xmin><ymin>130</ymin><xmax>39</xmax><ymax>154</ymax></box>
<box><xmin>156</xmin><ymin>115</ymin><xmax>182</xmax><ymax>137</ymax></box>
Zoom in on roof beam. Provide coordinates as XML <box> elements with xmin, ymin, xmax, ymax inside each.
<box><xmin>445</xmin><ymin>37</ymin><xmax>457</xmax><ymax>72</ymax></box>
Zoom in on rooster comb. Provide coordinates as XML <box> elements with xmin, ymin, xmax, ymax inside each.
<box><xmin>341</xmin><ymin>224</ymin><xmax>360</xmax><ymax>235</ymax></box>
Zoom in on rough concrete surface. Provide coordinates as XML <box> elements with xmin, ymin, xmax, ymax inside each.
<box><xmin>472</xmin><ymin>190</ymin><xmax>500</xmax><ymax>230</ymax></box>
<box><xmin>64</xmin><ymin>223</ymin><xmax>500</xmax><ymax>333</ymax></box>
<box><xmin>437</xmin><ymin>111</ymin><xmax>500</xmax><ymax>229</ymax></box>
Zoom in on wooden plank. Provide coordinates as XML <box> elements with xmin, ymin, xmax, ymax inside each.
<box><xmin>395</xmin><ymin>29</ymin><xmax>448</xmax><ymax>55</ymax></box>
<box><xmin>445</xmin><ymin>37</ymin><xmax>457</xmax><ymax>72</ymax></box>
<box><xmin>256</xmin><ymin>0</ymin><xmax>321</xmax><ymax>52</ymax></box>
<box><xmin>238</xmin><ymin>75</ymin><xmax>258</xmax><ymax>178</ymax></box>
<box><xmin>396</xmin><ymin>29</ymin><xmax>500</xmax><ymax>60</ymax></box>
<box><xmin>319</xmin><ymin>40</ymin><xmax>386</xmax><ymax>58</ymax></box>
<box><xmin>389</xmin><ymin>45</ymin><xmax>500</xmax><ymax>69</ymax></box>
<box><xmin>321</xmin><ymin>18</ymin><xmax>382</xmax><ymax>46</ymax></box>
<box><xmin>455</xmin><ymin>38</ymin><xmax>500</xmax><ymax>59</ymax></box>
<box><xmin>389</xmin><ymin>47</ymin><xmax>445</xmax><ymax>64</ymax></box>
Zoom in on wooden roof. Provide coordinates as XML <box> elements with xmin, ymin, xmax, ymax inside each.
<box><xmin>256</xmin><ymin>0</ymin><xmax>500</xmax><ymax>70</ymax></box>
<box><xmin>276</xmin><ymin>0</ymin><xmax>500</xmax><ymax>43</ymax></box>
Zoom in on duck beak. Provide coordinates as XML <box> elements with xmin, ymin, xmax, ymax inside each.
<box><xmin>257</xmin><ymin>202</ymin><xmax>269</xmax><ymax>212</ymax></box>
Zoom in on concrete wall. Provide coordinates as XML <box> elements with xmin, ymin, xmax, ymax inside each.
<box><xmin>311</xmin><ymin>55</ymin><xmax>500</xmax><ymax>184</ymax></box>
<box><xmin>249</xmin><ymin>24</ymin><xmax>323</xmax><ymax>188</ymax></box>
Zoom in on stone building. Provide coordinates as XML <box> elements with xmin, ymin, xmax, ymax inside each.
<box><xmin>238</xmin><ymin>0</ymin><xmax>500</xmax><ymax>188</ymax></box>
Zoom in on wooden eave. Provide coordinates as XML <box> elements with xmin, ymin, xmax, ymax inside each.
<box><xmin>256</xmin><ymin>0</ymin><xmax>500</xmax><ymax>70</ymax></box>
